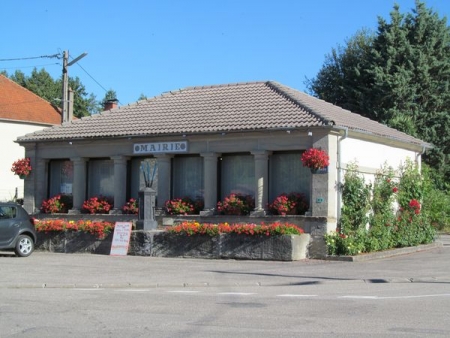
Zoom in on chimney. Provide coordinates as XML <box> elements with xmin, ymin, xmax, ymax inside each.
<box><xmin>104</xmin><ymin>99</ymin><xmax>119</xmax><ymax>111</ymax></box>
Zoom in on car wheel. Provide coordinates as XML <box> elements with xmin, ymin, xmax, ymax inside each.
<box><xmin>15</xmin><ymin>235</ymin><xmax>34</xmax><ymax>257</ymax></box>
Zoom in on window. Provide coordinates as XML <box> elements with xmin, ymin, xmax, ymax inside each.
<box><xmin>269</xmin><ymin>152</ymin><xmax>310</xmax><ymax>201</ymax></box>
<box><xmin>88</xmin><ymin>159</ymin><xmax>114</xmax><ymax>198</ymax></box>
<box><xmin>49</xmin><ymin>160</ymin><xmax>74</xmax><ymax>197</ymax></box>
<box><xmin>172</xmin><ymin>155</ymin><xmax>203</xmax><ymax>199</ymax></box>
<box><xmin>0</xmin><ymin>206</ymin><xmax>16</xmax><ymax>219</ymax></box>
<box><xmin>220</xmin><ymin>154</ymin><xmax>255</xmax><ymax>199</ymax></box>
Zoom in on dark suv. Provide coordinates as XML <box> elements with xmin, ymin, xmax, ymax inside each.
<box><xmin>0</xmin><ymin>202</ymin><xmax>36</xmax><ymax>257</ymax></box>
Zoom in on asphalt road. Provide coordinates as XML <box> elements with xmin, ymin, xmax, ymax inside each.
<box><xmin>0</xmin><ymin>235</ymin><xmax>449</xmax><ymax>337</ymax></box>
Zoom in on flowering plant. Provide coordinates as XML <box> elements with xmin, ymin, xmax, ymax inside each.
<box><xmin>40</xmin><ymin>195</ymin><xmax>73</xmax><ymax>214</ymax></box>
<box><xmin>11</xmin><ymin>157</ymin><xmax>32</xmax><ymax>178</ymax></box>
<box><xmin>216</xmin><ymin>193</ymin><xmax>255</xmax><ymax>215</ymax></box>
<box><xmin>35</xmin><ymin>219</ymin><xmax>115</xmax><ymax>239</ymax></box>
<box><xmin>301</xmin><ymin>148</ymin><xmax>329</xmax><ymax>170</ymax></box>
<box><xmin>165</xmin><ymin>197</ymin><xmax>204</xmax><ymax>215</ymax></box>
<box><xmin>82</xmin><ymin>196</ymin><xmax>112</xmax><ymax>214</ymax></box>
<box><xmin>166</xmin><ymin>221</ymin><xmax>304</xmax><ymax>237</ymax></box>
<box><xmin>268</xmin><ymin>192</ymin><xmax>309</xmax><ymax>215</ymax></box>
<box><xmin>122</xmin><ymin>198</ymin><xmax>139</xmax><ymax>215</ymax></box>
<box><xmin>408</xmin><ymin>199</ymin><xmax>421</xmax><ymax>215</ymax></box>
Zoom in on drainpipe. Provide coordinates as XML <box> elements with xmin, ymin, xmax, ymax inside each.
<box><xmin>332</xmin><ymin>126</ymin><xmax>348</xmax><ymax>225</ymax></box>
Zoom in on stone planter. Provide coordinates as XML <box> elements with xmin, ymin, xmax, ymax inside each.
<box><xmin>132</xmin><ymin>232</ymin><xmax>311</xmax><ymax>261</ymax></box>
<box><xmin>36</xmin><ymin>231</ymin><xmax>311</xmax><ymax>261</ymax></box>
<box><xmin>220</xmin><ymin>233</ymin><xmax>310</xmax><ymax>261</ymax></box>
<box><xmin>36</xmin><ymin>231</ymin><xmax>113</xmax><ymax>255</ymax></box>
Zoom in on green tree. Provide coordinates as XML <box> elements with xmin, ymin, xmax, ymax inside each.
<box><xmin>4</xmin><ymin>68</ymin><xmax>100</xmax><ymax>118</ymax></box>
<box><xmin>307</xmin><ymin>1</ymin><xmax>450</xmax><ymax>182</ymax></box>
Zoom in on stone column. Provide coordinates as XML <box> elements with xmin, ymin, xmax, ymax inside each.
<box><xmin>251</xmin><ymin>150</ymin><xmax>271</xmax><ymax>216</ymax></box>
<box><xmin>200</xmin><ymin>152</ymin><xmax>220</xmax><ymax>216</ymax></box>
<box><xmin>111</xmin><ymin>155</ymin><xmax>129</xmax><ymax>213</ymax></box>
<box><xmin>154</xmin><ymin>154</ymin><xmax>172</xmax><ymax>209</ymax></box>
<box><xmin>22</xmin><ymin>143</ymin><xmax>37</xmax><ymax>214</ymax></box>
<box><xmin>69</xmin><ymin>157</ymin><xmax>87</xmax><ymax>214</ymax></box>
<box><xmin>136</xmin><ymin>187</ymin><xmax>158</xmax><ymax>230</ymax></box>
<box><xmin>34</xmin><ymin>158</ymin><xmax>48</xmax><ymax>214</ymax></box>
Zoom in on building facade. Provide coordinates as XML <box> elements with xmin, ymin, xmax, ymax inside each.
<box><xmin>16</xmin><ymin>81</ymin><xmax>430</xmax><ymax>228</ymax></box>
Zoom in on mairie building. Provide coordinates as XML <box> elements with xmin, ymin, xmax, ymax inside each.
<box><xmin>16</xmin><ymin>81</ymin><xmax>430</xmax><ymax>231</ymax></box>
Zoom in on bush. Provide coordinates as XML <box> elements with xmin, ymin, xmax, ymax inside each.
<box><xmin>216</xmin><ymin>194</ymin><xmax>255</xmax><ymax>215</ymax></box>
<box><xmin>339</xmin><ymin>163</ymin><xmax>371</xmax><ymax>232</ymax></box>
<box><xmin>328</xmin><ymin>161</ymin><xmax>437</xmax><ymax>256</ymax></box>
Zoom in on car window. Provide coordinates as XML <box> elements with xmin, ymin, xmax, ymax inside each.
<box><xmin>0</xmin><ymin>206</ymin><xmax>16</xmax><ymax>219</ymax></box>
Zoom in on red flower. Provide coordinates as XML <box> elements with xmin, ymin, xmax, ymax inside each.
<box><xmin>408</xmin><ymin>199</ymin><xmax>421</xmax><ymax>214</ymax></box>
<box><xmin>122</xmin><ymin>198</ymin><xmax>139</xmax><ymax>215</ymax></box>
<box><xmin>11</xmin><ymin>158</ymin><xmax>32</xmax><ymax>177</ymax></box>
<box><xmin>392</xmin><ymin>187</ymin><xmax>398</xmax><ymax>193</ymax></box>
<box><xmin>301</xmin><ymin>148</ymin><xmax>329</xmax><ymax>170</ymax></box>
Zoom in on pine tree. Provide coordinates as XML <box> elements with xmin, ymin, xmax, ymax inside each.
<box><xmin>307</xmin><ymin>1</ymin><xmax>450</xmax><ymax>182</ymax></box>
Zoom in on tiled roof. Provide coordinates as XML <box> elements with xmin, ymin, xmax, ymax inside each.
<box><xmin>0</xmin><ymin>74</ymin><xmax>61</xmax><ymax>125</ymax></box>
<box><xmin>16</xmin><ymin>81</ymin><xmax>428</xmax><ymax>147</ymax></box>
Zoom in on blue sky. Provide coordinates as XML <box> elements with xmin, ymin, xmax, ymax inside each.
<box><xmin>2</xmin><ymin>0</ymin><xmax>450</xmax><ymax>106</ymax></box>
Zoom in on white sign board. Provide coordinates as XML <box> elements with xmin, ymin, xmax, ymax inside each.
<box><xmin>110</xmin><ymin>222</ymin><xmax>132</xmax><ymax>256</ymax></box>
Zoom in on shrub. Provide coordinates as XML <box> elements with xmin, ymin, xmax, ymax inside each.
<box><xmin>165</xmin><ymin>197</ymin><xmax>204</xmax><ymax>215</ymax></box>
<box><xmin>268</xmin><ymin>192</ymin><xmax>309</xmax><ymax>215</ymax></box>
<box><xmin>327</xmin><ymin>161</ymin><xmax>437</xmax><ymax>256</ymax></box>
<box><xmin>339</xmin><ymin>163</ymin><xmax>371</xmax><ymax>233</ymax></box>
<box><xmin>82</xmin><ymin>196</ymin><xmax>112</xmax><ymax>214</ymax></box>
<box><xmin>122</xmin><ymin>198</ymin><xmax>139</xmax><ymax>215</ymax></box>
<box><xmin>216</xmin><ymin>193</ymin><xmax>255</xmax><ymax>215</ymax></box>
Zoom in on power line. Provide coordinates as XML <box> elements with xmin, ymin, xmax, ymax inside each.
<box><xmin>75</xmin><ymin>62</ymin><xmax>122</xmax><ymax>104</ymax></box>
<box><xmin>0</xmin><ymin>53</ymin><xmax>61</xmax><ymax>62</ymax></box>
<box><xmin>75</xmin><ymin>63</ymin><xmax>109</xmax><ymax>93</ymax></box>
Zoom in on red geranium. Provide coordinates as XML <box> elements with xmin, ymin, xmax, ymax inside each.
<box><xmin>301</xmin><ymin>148</ymin><xmax>329</xmax><ymax>170</ymax></box>
<box><xmin>11</xmin><ymin>157</ymin><xmax>32</xmax><ymax>177</ymax></box>
<box><xmin>82</xmin><ymin>196</ymin><xmax>112</xmax><ymax>214</ymax></box>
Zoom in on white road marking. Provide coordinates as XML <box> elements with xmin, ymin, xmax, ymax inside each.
<box><xmin>340</xmin><ymin>294</ymin><xmax>450</xmax><ymax>300</ymax></box>
<box><xmin>277</xmin><ymin>294</ymin><xmax>318</xmax><ymax>298</ymax></box>
<box><xmin>217</xmin><ymin>292</ymin><xmax>255</xmax><ymax>296</ymax></box>
<box><xmin>166</xmin><ymin>290</ymin><xmax>201</xmax><ymax>293</ymax></box>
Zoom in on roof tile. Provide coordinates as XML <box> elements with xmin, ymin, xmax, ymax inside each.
<box><xmin>17</xmin><ymin>81</ymin><xmax>428</xmax><ymax>146</ymax></box>
<box><xmin>0</xmin><ymin>74</ymin><xmax>61</xmax><ymax>125</ymax></box>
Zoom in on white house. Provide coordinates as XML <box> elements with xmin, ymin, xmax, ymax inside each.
<box><xmin>0</xmin><ymin>74</ymin><xmax>61</xmax><ymax>201</ymax></box>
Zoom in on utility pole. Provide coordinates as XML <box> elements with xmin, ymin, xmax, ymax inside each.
<box><xmin>61</xmin><ymin>50</ymin><xmax>87</xmax><ymax>123</ymax></box>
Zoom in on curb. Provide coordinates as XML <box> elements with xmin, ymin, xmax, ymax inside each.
<box><xmin>324</xmin><ymin>241</ymin><xmax>444</xmax><ymax>262</ymax></box>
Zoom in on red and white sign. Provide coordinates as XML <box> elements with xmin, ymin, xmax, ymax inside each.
<box><xmin>110</xmin><ymin>222</ymin><xmax>132</xmax><ymax>256</ymax></box>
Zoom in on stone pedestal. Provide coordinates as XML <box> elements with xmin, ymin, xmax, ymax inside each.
<box><xmin>136</xmin><ymin>188</ymin><xmax>158</xmax><ymax>230</ymax></box>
